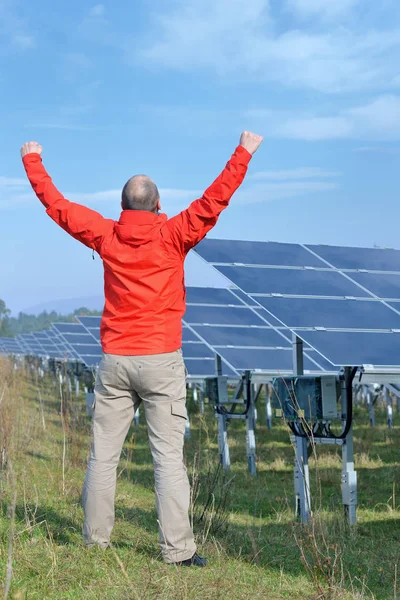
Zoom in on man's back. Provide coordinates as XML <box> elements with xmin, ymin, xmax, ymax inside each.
<box><xmin>100</xmin><ymin>210</ymin><xmax>186</xmax><ymax>355</ymax></box>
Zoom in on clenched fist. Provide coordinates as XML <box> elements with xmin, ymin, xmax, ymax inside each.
<box><xmin>20</xmin><ymin>141</ymin><xmax>43</xmax><ymax>158</ymax></box>
<box><xmin>239</xmin><ymin>131</ymin><xmax>263</xmax><ymax>155</ymax></box>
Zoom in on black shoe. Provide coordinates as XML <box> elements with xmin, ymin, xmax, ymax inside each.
<box><xmin>175</xmin><ymin>552</ymin><xmax>207</xmax><ymax>567</ymax></box>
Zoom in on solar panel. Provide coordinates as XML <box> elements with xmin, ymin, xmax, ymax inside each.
<box><xmin>183</xmin><ymin>286</ymin><xmax>332</xmax><ymax>375</ymax></box>
<box><xmin>194</xmin><ymin>239</ymin><xmax>400</xmax><ymax>369</ymax></box>
<box><xmin>68</xmin><ymin>344</ymin><xmax>102</xmax><ymax>356</ymax></box>
<box><xmin>192</xmin><ymin>324</ymin><xmax>290</xmax><ymax>347</ymax></box>
<box><xmin>184</xmin><ymin>305</ymin><xmax>268</xmax><ymax>326</ymax></box>
<box><xmin>216</xmin><ymin>265</ymin><xmax>368</xmax><ymax>297</ymax></box>
<box><xmin>196</xmin><ymin>239</ymin><xmax>323</xmax><ymax>267</ymax></box>
<box><xmin>76</xmin><ymin>316</ymin><xmax>101</xmax><ymax>344</ymax></box>
<box><xmin>181</xmin><ymin>342</ymin><xmax>215</xmax><ymax>358</ymax></box>
<box><xmin>185</xmin><ymin>358</ymin><xmax>236</xmax><ymax>378</ymax></box>
<box><xmin>254</xmin><ymin>297</ymin><xmax>400</xmax><ymax>330</ymax></box>
<box><xmin>294</xmin><ymin>330</ymin><xmax>400</xmax><ymax>367</ymax></box>
<box><xmin>59</xmin><ymin>333</ymin><xmax>95</xmax><ymax>345</ymax></box>
<box><xmin>0</xmin><ymin>338</ymin><xmax>23</xmax><ymax>354</ymax></box>
<box><xmin>348</xmin><ymin>272</ymin><xmax>400</xmax><ymax>300</ymax></box>
<box><xmin>77</xmin><ymin>316</ymin><xmax>101</xmax><ymax>328</ymax></box>
<box><xmin>182</xmin><ymin>327</ymin><xmax>200</xmax><ymax>342</ymax></box>
<box><xmin>215</xmin><ymin>348</ymin><xmax>319</xmax><ymax>372</ymax></box>
<box><xmin>306</xmin><ymin>244</ymin><xmax>400</xmax><ymax>272</ymax></box>
<box><xmin>53</xmin><ymin>322</ymin><xmax>88</xmax><ymax>335</ymax></box>
<box><xmin>186</xmin><ymin>287</ymin><xmax>244</xmax><ymax>305</ymax></box>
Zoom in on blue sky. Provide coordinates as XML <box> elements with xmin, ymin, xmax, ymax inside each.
<box><xmin>1</xmin><ymin>0</ymin><xmax>400</xmax><ymax>313</ymax></box>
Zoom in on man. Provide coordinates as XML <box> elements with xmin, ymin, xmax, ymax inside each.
<box><xmin>20</xmin><ymin>131</ymin><xmax>263</xmax><ymax>566</ymax></box>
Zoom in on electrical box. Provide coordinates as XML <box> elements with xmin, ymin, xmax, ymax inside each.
<box><xmin>272</xmin><ymin>375</ymin><xmax>339</xmax><ymax>420</ymax></box>
<box><xmin>205</xmin><ymin>376</ymin><xmax>229</xmax><ymax>405</ymax></box>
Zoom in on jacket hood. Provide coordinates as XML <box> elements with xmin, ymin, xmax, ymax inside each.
<box><xmin>115</xmin><ymin>210</ymin><xmax>168</xmax><ymax>246</ymax></box>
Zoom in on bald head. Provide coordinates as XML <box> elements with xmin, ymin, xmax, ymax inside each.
<box><xmin>121</xmin><ymin>175</ymin><xmax>160</xmax><ymax>212</ymax></box>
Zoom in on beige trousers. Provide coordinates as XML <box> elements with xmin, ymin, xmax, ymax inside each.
<box><xmin>82</xmin><ymin>350</ymin><xmax>196</xmax><ymax>563</ymax></box>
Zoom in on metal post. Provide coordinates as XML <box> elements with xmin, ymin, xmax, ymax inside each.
<box><xmin>217</xmin><ymin>413</ymin><xmax>230</xmax><ymax>470</ymax></box>
<box><xmin>199</xmin><ymin>385</ymin><xmax>205</xmax><ymax>415</ymax></box>
<box><xmin>385</xmin><ymin>387</ymin><xmax>393</xmax><ymax>430</ymax></box>
<box><xmin>85</xmin><ymin>392</ymin><xmax>95</xmax><ymax>417</ymax></box>
<box><xmin>215</xmin><ymin>355</ymin><xmax>230</xmax><ymax>469</ymax></box>
<box><xmin>75</xmin><ymin>376</ymin><xmax>80</xmax><ymax>397</ymax></box>
<box><xmin>342</xmin><ymin>428</ymin><xmax>357</xmax><ymax>525</ymax></box>
<box><xmin>266</xmin><ymin>384</ymin><xmax>272</xmax><ymax>430</ymax></box>
<box><xmin>292</xmin><ymin>333</ymin><xmax>304</xmax><ymax>377</ymax></box>
<box><xmin>216</xmin><ymin>354</ymin><xmax>223</xmax><ymax>376</ymax></box>
<box><xmin>294</xmin><ymin>436</ymin><xmax>311</xmax><ymax>522</ymax></box>
<box><xmin>134</xmin><ymin>407</ymin><xmax>140</xmax><ymax>426</ymax></box>
<box><xmin>292</xmin><ymin>333</ymin><xmax>310</xmax><ymax>522</ymax></box>
<box><xmin>367</xmin><ymin>387</ymin><xmax>375</xmax><ymax>427</ymax></box>
<box><xmin>185</xmin><ymin>413</ymin><xmax>191</xmax><ymax>440</ymax></box>
<box><xmin>341</xmin><ymin>368</ymin><xmax>357</xmax><ymax>525</ymax></box>
<box><xmin>245</xmin><ymin>373</ymin><xmax>257</xmax><ymax>476</ymax></box>
<box><xmin>353</xmin><ymin>384</ymin><xmax>359</xmax><ymax>409</ymax></box>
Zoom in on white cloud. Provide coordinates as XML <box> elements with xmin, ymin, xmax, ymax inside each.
<box><xmin>278</xmin><ymin>116</ymin><xmax>354</xmax><ymax>140</ymax></box>
<box><xmin>89</xmin><ymin>4</ymin><xmax>105</xmax><ymax>17</ymax></box>
<box><xmin>235</xmin><ymin>181</ymin><xmax>338</xmax><ymax>204</ymax></box>
<box><xmin>68</xmin><ymin>188</ymin><xmax>203</xmax><ymax>211</ymax></box>
<box><xmin>249</xmin><ymin>167</ymin><xmax>340</xmax><ymax>180</ymax></box>
<box><xmin>25</xmin><ymin>123</ymin><xmax>96</xmax><ymax>131</ymax></box>
<box><xmin>13</xmin><ymin>34</ymin><xmax>35</xmax><ymax>49</ymax></box>
<box><xmin>0</xmin><ymin>176</ymin><xmax>29</xmax><ymax>187</ymax></box>
<box><xmin>287</xmin><ymin>0</ymin><xmax>359</xmax><ymax>19</ymax></box>
<box><xmin>0</xmin><ymin>174</ymin><xmax>336</xmax><ymax>211</ymax></box>
<box><xmin>275</xmin><ymin>95</ymin><xmax>400</xmax><ymax>141</ymax></box>
<box><xmin>0</xmin><ymin>2</ymin><xmax>36</xmax><ymax>52</ymax></box>
<box><xmin>136</xmin><ymin>0</ymin><xmax>400</xmax><ymax>93</ymax></box>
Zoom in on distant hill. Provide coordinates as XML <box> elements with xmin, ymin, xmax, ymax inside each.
<box><xmin>21</xmin><ymin>295</ymin><xmax>104</xmax><ymax>316</ymax></box>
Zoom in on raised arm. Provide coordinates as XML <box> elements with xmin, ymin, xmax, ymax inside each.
<box><xmin>21</xmin><ymin>141</ymin><xmax>113</xmax><ymax>254</ymax></box>
<box><xmin>165</xmin><ymin>132</ymin><xmax>263</xmax><ymax>255</ymax></box>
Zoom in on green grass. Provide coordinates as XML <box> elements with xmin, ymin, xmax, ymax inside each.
<box><xmin>1</xmin><ymin>362</ymin><xmax>400</xmax><ymax>599</ymax></box>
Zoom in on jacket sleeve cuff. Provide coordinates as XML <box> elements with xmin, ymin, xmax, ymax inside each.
<box><xmin>236</xmin><ymin>145</ymin><xmax>252</xmax><ymax>164</ymax></box>
<box><xmin>22</xmin><ymin>153</ymin><xmax>43</xmax><ymax>167</ymax></box>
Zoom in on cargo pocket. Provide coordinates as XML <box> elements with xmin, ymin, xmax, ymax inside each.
<box><xmin>171</xmin><ymin>401</ymin><xmax>187</xmax><ymax>420</ymax></box>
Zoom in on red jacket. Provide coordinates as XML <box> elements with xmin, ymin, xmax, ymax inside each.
<box><xmin>22</xmin><ymin>146</ymin><xmax>252</xmax><ymax>355</ymax></box>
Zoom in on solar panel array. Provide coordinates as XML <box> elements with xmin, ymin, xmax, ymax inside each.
<box><xmin>194</xmin><ymin>240</ymin><xmax>400</xmax><ymax>368</ymax></box>
<box><xmin>184</xmin><ymin>286</ymin><xmax>334</xmax><ymax>375</ymax></box>
<box><xmin>4</xmin><ymin>238</ymin><xmax>400</xmax><ymax>372</ymax></box>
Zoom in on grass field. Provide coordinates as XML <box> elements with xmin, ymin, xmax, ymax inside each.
<box><xmin>0</xmin><ymin>358</ymin><xmax>399</xmax><ymax>599</ymax></box>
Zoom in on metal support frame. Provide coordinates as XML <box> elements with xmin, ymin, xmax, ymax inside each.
<box><xmin>215</xmin><ymin>354</ymin><xmax>230</xmax><ymax>470</ymax></box>
<box><xmin>218</xmin><ymin>413</ymin><xmax>230</xmax><ymax>470</ymax></box>
<box><xmin>292</xmin><ymin>334</ymin><xmax>311</xmax><ymax>522</ymax></box>
<box><xmin>341</xmin><ymin>370</ymin><xmax>357</xmax><ymax>525</ymax></box>
<box><xmin>213</xmin><ymin>356</ymin><xmax>257</xmax><ymax>474</ymax></box>
<box><xmin>185</xmin><ymin>413</ymin><xmax>191</xmax><ymax>440</ymax></box>
<box><xmin>384</xmin><ymin>386</ymin><xmax>393</xmax><ymax>430</ymax></box>
<box><xmin>366</xmin><ymin>387</ymin><xmax>376</xmax><ymax>427</ymax></box>
<box><xmin>266</xmin><ymin>384</ymin><xmax>273</xmax><ymax>430</ymax></box>
<box><xmin>245</xmin><ymin>374</ymin><xmax>257</xmax><ymax>476</ymax></box>
<box><xmin>85</xmin><ymin>392</ymin><xmax>95</xmax><ymax>417</ymax></box>
<box><xmin>294</xmin><ymin>436</ymin><xmax>311</xmax><ymax>522</ymax></box>
<box><xmin>289</xmin><ymin>335</ymin><xmax>357</xmax><ymax>526</ymax></box>
<box><xmin>341</xmin><ymin>428</ymin><xmax>357</xmax><ymax>524</ymax></box>
<box><xmin>386</xmin><ymin>383</ymin><xmax>400</xmax><ymax>413</ymax></box>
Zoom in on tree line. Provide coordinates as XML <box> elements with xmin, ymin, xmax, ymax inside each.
<box><xmin>0</xmin><ymin>299</ymin><xmax>101</xmax><ymax>337</ymax></box>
